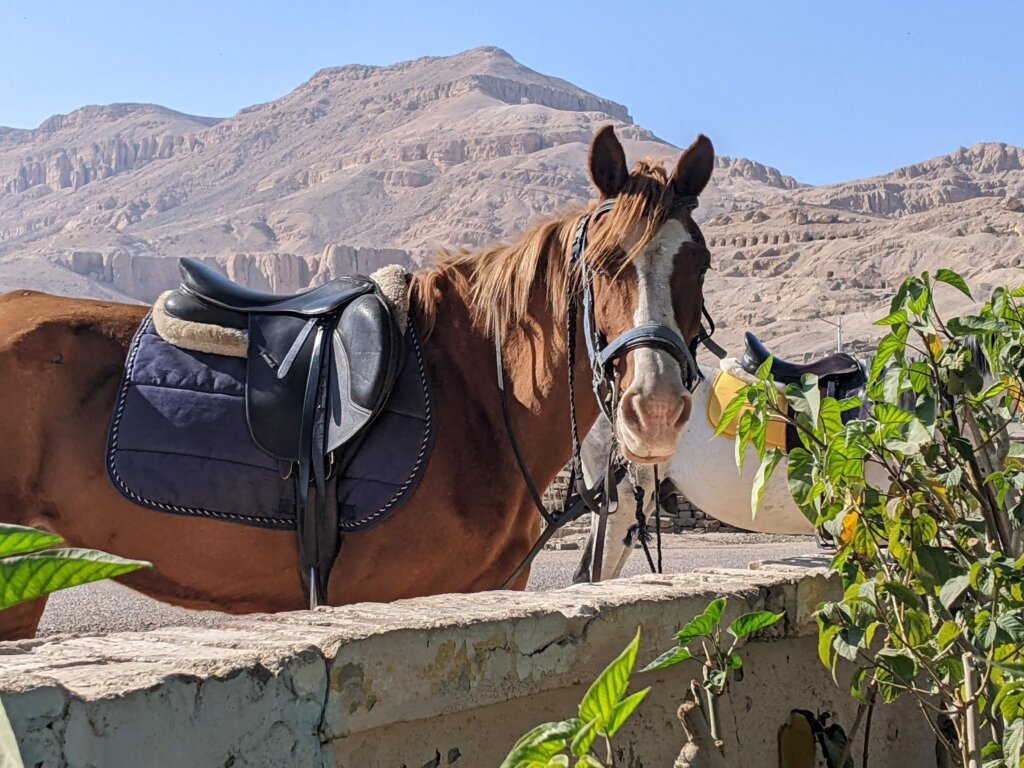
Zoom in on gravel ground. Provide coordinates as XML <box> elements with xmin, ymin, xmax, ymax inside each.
<box><xmin>36</xmin><ymin>533</ymin><xmax>821</xmax><ymax>636</ymax></box>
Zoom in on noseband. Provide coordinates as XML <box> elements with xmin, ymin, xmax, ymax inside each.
<box><xmin>573</xmin><ymin>198</ymin><xmax>703</xmax><ymax>423</ymax></box>
<box><xmin>498</xmin><ymin>194</ymin><xmax>722</xmax><ymax>588</ymax></box>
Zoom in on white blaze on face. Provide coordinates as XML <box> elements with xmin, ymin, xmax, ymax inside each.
<box><xmin>630</xmin><ymin>218</ymin><xmax>691</xmax><ymax>389</ymax></box>
<box><xmin>615</xmin><ymin>217</ymin><xmax>694</xmax><ymax>460</ymax></box>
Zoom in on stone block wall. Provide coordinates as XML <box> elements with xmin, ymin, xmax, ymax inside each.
<box><xmin>0</xmin><ymin>565</ymin><xmax>935</xmax><ymax>767</ymax></box>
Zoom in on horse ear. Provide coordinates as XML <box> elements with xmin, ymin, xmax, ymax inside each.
<box><xmin>589</xmin><ymin>125</ymin><xmax>628</xmax><ymax>198</ymax></box>
<box><xmin>671</xmin><ymin>134</ymin><xmax>715</xmax><ymax>198</ymax></box>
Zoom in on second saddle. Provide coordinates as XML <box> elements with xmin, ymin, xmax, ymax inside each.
<box><xmin>740</xmin><ymin>332</ymin><xmax>865</xmax><ymax>396</ymax></box>
<box><xmin>164</xmin><ymin>258</ymin><xmax>406</xmax><ymax>605</ymax></box>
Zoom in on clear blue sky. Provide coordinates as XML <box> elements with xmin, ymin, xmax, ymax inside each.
<box><xmin>2</xmin><ymin>0</ymin><xmax>1020</xmax><ymax>185</ymax></box>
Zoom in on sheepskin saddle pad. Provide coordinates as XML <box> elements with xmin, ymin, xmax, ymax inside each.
<box><xmin>106</xmin><ymin>263</ymin><xmax>434</xmax><ymax>533</ymax></box>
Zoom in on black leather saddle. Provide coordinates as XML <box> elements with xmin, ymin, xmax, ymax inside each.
<box><xmin>164</xmin><ymin>258</ymin><xmax>405</xmax><ymax>605</ymax></box>
<box><xmin>741</xmin><ymin>332</ymin><xmax>864</xmax><ymax>387</ymax></box>
<box><xmin>740</xmin><ymin>332</ymin><xmax>866</xmax><ymax>450</ymax></box>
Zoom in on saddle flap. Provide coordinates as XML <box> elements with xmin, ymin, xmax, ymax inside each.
<box><xmin>327</xmin><ymin>294</ymin><xmax>404</xmax><ymax>450</ymax></box>
<box><xmin>246</xmin><ymin>313</ymin><xmax>323</xmax><ymax>460</ymax></box>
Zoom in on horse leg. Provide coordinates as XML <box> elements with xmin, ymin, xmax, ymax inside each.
<box><xmin>0</xmin><ymin>596</ymin><xmax>48</xmax><ymax>641</ymax></box>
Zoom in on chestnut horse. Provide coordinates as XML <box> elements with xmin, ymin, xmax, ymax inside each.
<box><xmin>0</xmin><ymin>127</ymin><xmax>714</xmax><ymax>639</ymax></box>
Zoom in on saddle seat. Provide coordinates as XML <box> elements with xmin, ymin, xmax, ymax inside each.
<box><xmin>160</xmin><ymin>257</ymin><xmax>406</xmax><ymax>605</ymax></box>
<box><xmin>740</xmin><ymin>332</ymin><xmax>862</xmax><ymax>385</ymax></box>
<box><xmin>176</xmin><ymin>257</ymin><xmax>374</xmax><ymax>316</ymax></box>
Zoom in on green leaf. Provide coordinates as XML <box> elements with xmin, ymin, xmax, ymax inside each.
<box><xmin>834</xmin><ymin>626</ymin><xmax>865</xmax><ymax>662</ymax></box>
<box><xmin>1004</xmin><ymin>717</ymin><xmax>1024</xmax><ymax>768</ymax></box>
<box><xmin>874</xmin><ymin>403</ymin><xmax>914</xmax><ymax>427</ymax></box>
<box><xmin>0</xmin><ymin>524</ymin><xmax>63</xmax><ymax>558</ymax></box>
<box><xmin>575</xmin><ymin>757</ymin><xmax>604</xmax><ymax>768</ymax></box>
<box><xmin>579</xmin><ymin>629</ymin><xmax>641</xmax><ymax>729</ymax></box>
<box><xmin>875</xmin><ymin>309</ymin><xmax>909</xmax><ymax>327</ymax></box>
<box><xmin>639</xmin><ymin>645</ymin><xmax>693</xmax><ymax>673</ymax></box>
<box><xmin>997</xmin><ymin>613</ymin><xmax>1024</xmax><ymax>644</ymax></box>
<box><xmin>870</xmin><ymin>333</ymin><xmax>907</xmax><ymax>385</ymax></box>
<box><xmin>569</xmin><ymin>719</ymin><xmax>598</xmax><ymax>759</ymax></box>
<box><xmin>751</xmin><ymin>448</ymin><xmax>784</xmax><ymax>518</ymax></box>
<box><xmin>904</xmin><ymin>609</ymin><xmax>933</xmax><ymax>648</ymax></box>
<box><xmin>501</xmin><ymin>721</ymin><xmax>578</xmax><ymax>768</ymax></box>
<box><xmin>934</xmin><ymin>269</ymin><xmax>973</xmax><ymax>300</ymax></box>
<box><xmin>818</xmin><ymin>621</ymin><xmax>839</xmax><ymax>667</ymax></box>
<box><xmin>995</xmin><ymin>682</ymin><xmax>1024</xmax><ymax>722</ymax></box>
<box><xmin>787</xmin><ymin>374</ymin><xmax>821</xmax><ymax>426</ymax></box>
<box><xmin>939</xmin><ymin>575</ymin><xmax>971</xmax><ymax>610</ymax></box>
<box><xmin>881</xmin><ymin>581</ymin><xmax>919</xmax><ymax>608</ymax></box>
<box><xmin>916</xmin><ymin>546</ymin><xmax>955</xmax><ymax>590</ymax></box>
<box><xmin>677</xmin><ymin>598</ymin><xmax>727</xmax><ymax>644</ymax></box>
<box><xmin>850</xmin><ymin>667</ymin><xmax>872</xmax><ymax>704</ymax></box>
<box><xmin>547</xmin><ymin>757</ymin><xmax>570</xmax><ymax>768</ymax></box>
<box><xmin>937</xmin><ymin>620</ymin><xmax>960</xmax><ymax>651</ymax></box>
<box><xmin>713</xmin><ymin>389</ymin><xmax>750</xmax><ymax>439</ymax></box>
<box><xmin>603</xmin><ymin>688</ymin><xmax>650</xmax><ymax>738</ymax></box>
<box><xmin>947</xmin><ymin>315</ymin><xmax>1010</xmax><ymax>336</ymax></box>
<box><xmin>703</xmin><ymin>668</ymin><xmax>727</xmax><ymax>692</ymax></box>
<box><xmin>727</xmin><ymin>611</ymin><xmax>785</xmax><ymax>639</ymax></box>
<box><xmin>875</xmin><ymin>649</ymin><xmax>918</xmax><ymax>704</ymax></box>
<box><xmin>0</xmin><ymin>548</ymin><xmax>150</xmax><ymax>611</ymax></box>
<box><xmin>755</xmin><ymin>354</ymin><xmax>775</xmax><ymax>381</ymax></box>
<box><xmin>977</xmin><ymin>611</ymin><xmax>998</xmax><ymax>648</ymax></box>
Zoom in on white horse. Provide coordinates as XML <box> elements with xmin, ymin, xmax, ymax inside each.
<box><xmin>574</xmin><ymin>334</ymin><xmax>873</xmax><ymax>581</ymax></box>
<box><xmin>576</xmin><ymin>331</ymin><xmax>1014</xmax><ymax>582</ymax></box>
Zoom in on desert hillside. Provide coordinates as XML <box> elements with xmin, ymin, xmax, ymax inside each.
<box><xmin>1</xmin><ymin>46</ymin><xmax>1021</xmax><ymax>358</ymax></box>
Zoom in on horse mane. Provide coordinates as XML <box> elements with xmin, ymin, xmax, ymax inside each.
<box><xmin>410</xmin><ymin>160</ymin><xmax>678</xmax><ymax>339</ymax></box>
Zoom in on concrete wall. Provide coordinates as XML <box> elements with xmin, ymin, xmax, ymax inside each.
<box><xmin>0</xmin><ymin>564</ymin><xmax>933</xmax><ymax>768</ymax></box>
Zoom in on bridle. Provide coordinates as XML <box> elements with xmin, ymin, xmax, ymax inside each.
<box><xmin>497</xmin><ymin>195</ymin><xmax>723</xmax><ymax>588</ymax></box>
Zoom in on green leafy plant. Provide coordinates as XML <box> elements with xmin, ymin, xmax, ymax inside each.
<box><xmin>500</xmin><ymin>629</ymin><xmax>649</xmax><ymax>768</ymax></box>
<box><xmin>641</xmin><ymin>597</ymin><xmax>783</xmax><ymax>742</ymax></box>
<box><xmin>0</xmin><ymin>523</ymin><xmax>150</xmax><ymax>610</ymax></box>
<box><xmin>734</xmin><ymin>270</ymin><xmax>1024</xmax><ymax>767</ymax></box>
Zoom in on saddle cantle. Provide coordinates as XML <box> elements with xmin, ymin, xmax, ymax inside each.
<box><xmin>737</xmin><ymin>332</ymin><xmax>866</xmax><ymax>450</ymax></box>
<box><xmin>110</xmin><ymin>258</ymin><xmax>421</xmax><ymax>606</ymax></box>
<box><xmin>740</xmin><ymin>332</ymin><xmax>865</xmax><ymax>392</ymax></box>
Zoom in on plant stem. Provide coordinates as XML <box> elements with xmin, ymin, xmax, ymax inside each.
<box><xmin>701</xmin><ymin>667</ymin><xmax>721</xmax><ymax>743</ymax></box>
<box><xmin>962</xmin><ymin>653</ymin><xmax>981</xmax><ymax>768</ymax></box>
<box><xmin>837</xmin><ymin>682</ymin><xmax>878</xmax><ymax>768</ymax></box>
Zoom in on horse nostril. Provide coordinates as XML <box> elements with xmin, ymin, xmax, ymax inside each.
<box><xmin>623</xmin><ymin>390</ymin><xmax>686</xmax><ymax>431</ymax></box>
<box><xmin>674</xmin><ymin>396</ymin><xmax>693</xmax><ymax>429</ymax></box>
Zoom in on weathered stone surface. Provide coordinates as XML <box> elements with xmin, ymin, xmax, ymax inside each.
<box><xmin>0</xmin><ymin>567</ymin><xmax>935</xmax><ymax>767</ymax></box>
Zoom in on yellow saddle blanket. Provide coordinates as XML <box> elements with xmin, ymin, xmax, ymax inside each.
<box><xmin>706</xmin><ymin>370</ymin><xmax>790</xmax><ymax>452</ymax></box>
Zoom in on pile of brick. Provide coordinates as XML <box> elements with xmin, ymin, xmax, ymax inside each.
<box><xmin>657</xmin><ymin>494</ymin><xmax>737</xmax><ymax>533</ymax></box>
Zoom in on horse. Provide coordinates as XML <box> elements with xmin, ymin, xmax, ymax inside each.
<box><xmin>0</xmin><ymin>126</ymin><xmax>715</xmax><ymax>639</ymax></box>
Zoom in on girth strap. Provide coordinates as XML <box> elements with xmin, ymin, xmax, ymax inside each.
<box><xmin>294</xmin><ymin>321</ymin><xmax>341</xmax><ymax>608</ymax></box>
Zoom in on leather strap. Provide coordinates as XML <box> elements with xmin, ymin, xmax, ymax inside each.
<box><xmin>494</xmin><ymin>328</ymin><xmax>557</xmax><ymax>528</ymax></box>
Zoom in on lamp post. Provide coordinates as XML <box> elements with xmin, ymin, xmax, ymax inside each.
<box><xmin>819</xmin><ymin>316</ymin><xmax>844</xmax><ymax>353</ymax></box>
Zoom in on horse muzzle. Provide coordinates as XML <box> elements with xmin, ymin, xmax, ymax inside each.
<box><xmin>615</xmin><ymin>349</ymin><xmax>694</xmax><ymax>463</ymax></box>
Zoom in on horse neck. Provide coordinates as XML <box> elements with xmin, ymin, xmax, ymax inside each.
<box><xmin>420</xmin><ymin>269</ymin><xmax>600</xmax><ymax>489</ymax></box>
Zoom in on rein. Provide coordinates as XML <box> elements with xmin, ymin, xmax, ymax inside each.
<box><xmin>497</xmin><ymin>195</ymin><xmax>723</xmax><ymax>588</ymax></box>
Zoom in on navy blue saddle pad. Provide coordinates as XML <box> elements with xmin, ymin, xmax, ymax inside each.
<box><xmin>106</xmin><ymin>314</ymin><xmax>435</xmax><ymax>532</ymax></box>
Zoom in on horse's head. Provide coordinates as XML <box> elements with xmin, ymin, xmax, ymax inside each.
<box><xmin>583</xmin><ymin>126</ymin><xmax>714</xmax><ymax>463</ymax></box>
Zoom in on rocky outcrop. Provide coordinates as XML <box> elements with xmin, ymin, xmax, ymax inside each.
<box><xmin>715</xmin><ymin>156</ymin><xmax>802</xmax><ymax>190</ymax></box>
<box><xmin>3</xmin><ymin>134</ymin><xmax>205</xmax><ymax>194</ymax></box>
<box><xmin>792</xmin><ymin>142</ymin><xmax>1024</xmax><ymax>216</ymax></box>
<box><xmin>51</xmin><ymin>244</ymin><xmax>416</xmax><ymax>303</ymax></box>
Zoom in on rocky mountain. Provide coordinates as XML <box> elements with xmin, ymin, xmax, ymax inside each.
<box><xmin>1</xmin><ymin>46</ymin><xmax>1021</xmax><ymax>358</ymax></box>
